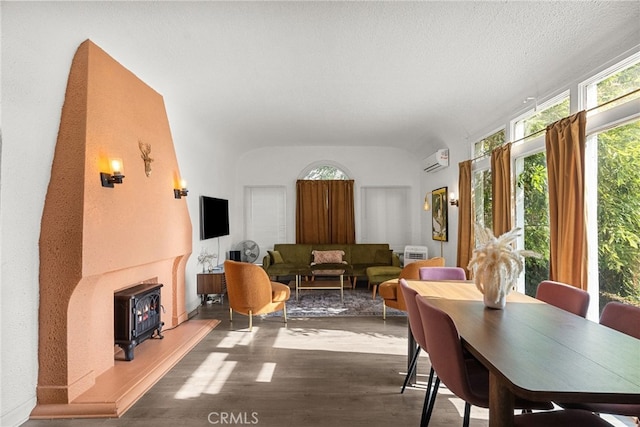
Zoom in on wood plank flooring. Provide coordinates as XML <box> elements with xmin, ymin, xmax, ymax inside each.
<box><xmin>21</xmin><ymin>290</ymin><xmax>636</xmax><ymax>427</ymax></box>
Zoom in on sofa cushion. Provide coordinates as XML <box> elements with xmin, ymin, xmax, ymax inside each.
<box><xmin>350</xmin><ymin>244</ymin><xmax>392</xmax><ymax>265</ymax></box>
<box><xmin>273</xmin><ymin>244</ymin><xmax>313</xmax><ymax>265</ymax></box>
<box><xmin>268</xmin><ymin>250</ymin><xmax>284</xmax><ymax>264</ymax></box>
<box><xmin>374</xmin><ymin>249</ymin><xmax>393</xmax><ymax>265</ymax></box>
<box><xmin>311</xmin><ymin>250</ymin><xmax>346</xmax><ymax>265</ymax></box>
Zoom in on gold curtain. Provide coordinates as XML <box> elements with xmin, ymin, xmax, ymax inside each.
<box><xmin>491</xmin><ymin>142</ymin><xmax>512</xmax><ymax>237</ymax></box>
<box><xmin>295</xmin><ymin>180</ymin><xmax>355</xmax><ymax>244</ymax></box>
<box><xmin>545</xmin><ymin>111</ymin><xmax>588</xmax><ymax>290</ymax></box>
<box><xmin>456</xmin><ymin>160</ymin><xmax>473</xmax><ymax>277</ymax></box>
<box><xmin>327</xmin><ymin>180</ymin><xmax>356</xmax><ymax>244</ymax></box>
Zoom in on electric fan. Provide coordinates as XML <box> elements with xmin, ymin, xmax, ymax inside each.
<box><xmin>236</xmin><ymin>240</ymin><xmax>260</xmax><ymax>263</ymax></box>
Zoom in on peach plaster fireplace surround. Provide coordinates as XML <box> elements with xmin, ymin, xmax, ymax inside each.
<box><xmin>32</xmin><ymin>40</ymin><xmax>218</xmax><ymax>419</ymax></box>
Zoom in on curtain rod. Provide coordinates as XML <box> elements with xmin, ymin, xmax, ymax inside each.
<box><xmin>470</xmin><ymin>88</ymin><xmax>640</xmax><ymax>163</ymax></box>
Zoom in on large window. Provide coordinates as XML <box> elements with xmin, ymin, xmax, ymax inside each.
<box><xmin>508</xmin><ymin>94</ymin><xmax>569</xmax><ymax>294</ymax></box>
<box><xmin>473</xmin><ymin>129</ymin><xmax>505</xmax><ymax>159</ymax></box>
<box><xmin>302</xmin><ymin>165</ymin><xmax>349</xmax><ymax>180</ymax></box>
<box><xmin>513</xmin><ymin>93</ymin><xmax>570</xmax><ymax>143</ymax></box>
<box><xmin>594</xmin><ymin>120</ymin><xmax>640</xmax><ymax>308</ymax></box>
<box><xmin>583</xmin><ymin>53</ymin><xmax>640</xmax><ymax>313</ymax></box>
<box><xmin>472</xmin><ymin>129</ymin><xmax>505</xmax><ymax>233</ymax></box>
<box><xmin>515</xmin><ymin>151</ymin><xmax>550</xmax><ymax>296</ymax></box>
<box><xmin>584</xmin><ymin>56</ymin><xmax>640</xmax><ymax>113</ymax></box>
<box><xmin>468</xmin><ymin>52</ymin><xmax>640</xmax><ymax>317</ymax></box>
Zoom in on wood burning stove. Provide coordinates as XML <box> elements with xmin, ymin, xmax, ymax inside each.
<box><xmin>114</xmin><ymin>283</ymin><xmax>164</xmax><ymax>361</ymax></box>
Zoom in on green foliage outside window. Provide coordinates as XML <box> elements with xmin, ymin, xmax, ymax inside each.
<box><xmin>473</xmin><ymin>130</ymin><xmax>505</xmax><ymax>232</ymax></box>
<box><xmin>303</xmin><ymin>166</ymin><xmax>349</xmax><ymax>180</ymax></box>
<box><xmin>519</xmin><ymin>98</ymin><xmax>570</xmax><ymax>141</ymax></box>
<box><xmin>516</xmin><ymin>121</ymin><xmax>640</xmax><ymax>308</ymax></box>
<box><xmin>474</xmin><ymin>129</ymin><xmax>506</xmax><ymax>159</ymax></box>
<box><xmin>593</xmin><ymin>63</ymin><xmax>640</xmax><ymax>307</ymax></box>
<box><xmin>594</xmin><ymin>61</ymin><xmax>640</xmax><ymax>111</ymax></box>
<box><xmin>597</xmin><ymin>121</ymin><xmax>640</xmax><ymax>307</ymax></box>
<box><xmin>517</xmin><ymin>152</ymin><xmax>550</xmax><ymax>296</ymax></box>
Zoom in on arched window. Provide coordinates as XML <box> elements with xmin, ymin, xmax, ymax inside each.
<box><xmin>296</xmin><ymin>163</ymin><xmax>354</xmax><ymax>244</ymax></box>
<box><xmin>302</xmin><ymin>165</ymin><xmax>349</xmax><ymax>180</ymax></box>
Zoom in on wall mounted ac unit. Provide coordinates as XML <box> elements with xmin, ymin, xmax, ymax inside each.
<box><xmin>404</xmin><ymin>245</ymin><xmax>428</xmax><ymax>265</ymax></box>
<box><xmin>423</xmin><ymin>149</ymin><xmax>449</xmax><ymax>173</ymax></box>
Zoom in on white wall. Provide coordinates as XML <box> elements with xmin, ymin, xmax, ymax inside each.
<box><xmin>2</xmin><ymin>11</ymin><xmax>74</xmax><ymax>425</ymax></box>
<box><xmin>419</xmin><ymin>146</ymin><xmax>465</xmax><ymax>265</ymax></box>
<box><xmin>166</xmin><ymin>102</ymin><xmax>241</xmax><ymax>312</ymax></box>
<box><xmin>236</xmin><ymin>146</ymin><xmax>428</xmax><ymax>255</ymax></box>
<box><xmin>0</xmin><ymin>5</ymin><xmax>240</xmax><ymax>425</ymax></box>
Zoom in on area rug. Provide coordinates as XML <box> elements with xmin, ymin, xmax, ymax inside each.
<box><xmin>267</xmin><ymin>285</ymin><xmax>406</xmax><ymax>318</ymax></box>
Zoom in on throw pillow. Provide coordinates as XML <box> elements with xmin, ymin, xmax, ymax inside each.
<box><xmin>311</xmin><ymin>250</ymin><xmax>346</xmax><ymax>265</ymax></box>
<box><xmin>374</xmin><ymin>249</ymin><xmax>393</xmax><ymax>265</ymax></box>
<box><xmin>268</xmin><ymin>250</ymin><xmax>284</xmax><ymax>264</ymax></box>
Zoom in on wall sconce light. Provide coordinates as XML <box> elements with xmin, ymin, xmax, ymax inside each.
<box><xmin>449</xmin><ymin>192</ymin><xmax>459</xmax><ymax>207</ymax></box>
<box><xmin>100</xmin><ymin>158</ymin><xmax>125</xmax><ymax>188</ymax></box>
<box><xmin>423</xmin><ymin>192</ymin><xmax>432</xmax><ymax>211</ymax></box>
<box><xmin>174</xmin><ymin>179</ymin><xmax>189</xmax><ymax>199</ymax></box>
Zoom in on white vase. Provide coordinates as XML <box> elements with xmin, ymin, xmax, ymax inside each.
<box><xmin>483</xmin><ymin>291</ymin><xmax>506</xmax><ymax>309</ymax></box>
<box><xmin>476</xmin><ymin>268</ymin><xmax>508</xmax><ymax>309</ymax></box>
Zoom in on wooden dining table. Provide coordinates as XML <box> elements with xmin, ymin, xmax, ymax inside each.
<box><xmin>406</xmin><ymin>279</ymin><xmax>640</xmax><ymax>427</ymax></box>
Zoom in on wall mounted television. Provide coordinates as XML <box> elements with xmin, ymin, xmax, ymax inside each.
<box><xmin>200</xmin><ymin>196</ymin><xmax>230</xmax><ymax>240</ymax></box>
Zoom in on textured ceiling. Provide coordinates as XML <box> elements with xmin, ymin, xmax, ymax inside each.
<box><xmin>12</xmin><ymin>1</ymin><xmax>640</xmax><ymax>157</ymax></box>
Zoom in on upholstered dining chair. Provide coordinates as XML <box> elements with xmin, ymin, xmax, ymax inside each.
<box><xmin>599</xmin><ymin>301</ymin><xmax>640</xmax><ymax>339</ymax></box>
<box><xmin>400</xmin><ymin>266</ymin><xmax>465</xmax><ymax>399</ymax></box>
<box><xmin>535</xmin><ymin>280</ymin><xmax>590</xmax><ymax>317</ymax></box>
<box><xmin>224</xmin><ymin>260</ymin><xmax>291</xmax><ymax>331</ymax></box>
<box><xmin>559</xmin><ymin>301</ymin><xmax>640</xmax><ymax>419</ymax></box>
<box><xmin>419</xmin><ymin>266</ymin><xmax>467</xmax><ymax>281</ymax></box>
<box><xmin>413</xmin><ymin>296</ymin><xmax>608</xmax><ymax>427</ymax></box>
<box><xmin>378</xmin><ymin>257</ymin><xmax>445</xmax><ymax>319</ymax></box>
<box><xmin>398</xmin><ymin>279</ymin><xmax>438</xmax><ymax>426</ymax></box>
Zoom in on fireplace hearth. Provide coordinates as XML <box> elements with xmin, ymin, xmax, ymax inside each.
<box><xmin>114</xmin><ymin>283</ymin><xmax>164</xmax><ymax>361</ymax></box>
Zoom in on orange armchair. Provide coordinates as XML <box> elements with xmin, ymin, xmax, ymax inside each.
<box><xmin>224</xmin><ymin>260</ymin><xmax>291</xmax><ymax>330</ymax></box>
<box><xmin>378</xmin><ymin>257</ymin><xmax>445</xmax><ymax>319</ymax></box>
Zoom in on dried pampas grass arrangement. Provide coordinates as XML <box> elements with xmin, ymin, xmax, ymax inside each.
<box><xmin>468</xmin><ymin>227</ymin><xmax>540</xmax><ymax>309</ymax></box>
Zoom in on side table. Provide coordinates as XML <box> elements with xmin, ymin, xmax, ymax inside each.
<box><xmin>197</xmin><ymin>270</ymin><xmax>226</xmax><ymax>305</ymax></box>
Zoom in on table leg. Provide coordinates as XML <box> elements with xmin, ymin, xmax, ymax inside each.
<box><xmin>295</xmin><ymin>274</ymin><xmax>300</xmax><ymax>301</ymax></box>
<box><xmin>407</xmin><ymin>322</ymin><xmax>417</xmax><ymax>386</ymax></box>
<box><xmin>340</xmin><ymin>274</ymin><xmax>344</xmax><ymax>303</ymax></box>
<box><xmin>489</xmin><ymin>371</ymin><xmax>514</xmax><ymax>427</ymax></box>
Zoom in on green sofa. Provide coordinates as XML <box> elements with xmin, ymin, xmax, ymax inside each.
<box><xmin>262</xmin><ymin>243</ymin><xmax>401</xmax><ymax>288</ymax></box>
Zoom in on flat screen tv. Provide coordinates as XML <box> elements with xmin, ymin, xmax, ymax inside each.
<box><xmin>200</xmin><ymin>196</ymin><xmax>230</xmax><ymax>240</ymax></box>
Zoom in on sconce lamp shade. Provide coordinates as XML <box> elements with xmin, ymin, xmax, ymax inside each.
<box><xmin>174</xmin><ymin>179</ymin><xmax>188</xmax><ymax>199</ymax></box>
<box><xmin>423</xmin><ymin>190</ymin><xmax>432</xmax><ymax>211</ymax></box>
<box><xmin>100</xmin><ymin>157</ymin><xmax>125</xmax><ymax>188</ymax></box>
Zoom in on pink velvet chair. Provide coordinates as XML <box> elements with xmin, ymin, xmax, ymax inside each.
<box><xmin>535</xmin><ymin>280</ymin><xmax>590</xmax><ymax>317</ymax></box>
<box><xmin>600</xmin><ymin>301</ymin><xmax>640</xmax><ymax>339</ymax></box>
<box><xmin>419</xmin><ymin>266</ymin><xmax>467</xmax><ymax>281</ymax></box>
<box><xmin>560</xmin><ymin>301</ymin><xmax>640</xmax><ymax>419</ymax></box>
<box><xmin>398</xmin><ymin>279</ymin><xmax>437</xmax><ymax>425</ymax></box>
<box><xmin>414</xmin><ymin>296</ymin><xmax>610</xmax><ymax>427</ymax></box>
